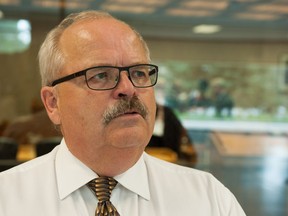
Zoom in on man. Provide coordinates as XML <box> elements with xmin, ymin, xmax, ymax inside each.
<box><xmin>0</xmin><ymin>10</ymin><xmax>246</xmax><ymax>215</ymax></box>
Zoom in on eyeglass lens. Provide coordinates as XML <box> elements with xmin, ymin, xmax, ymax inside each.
<box><xmin>85</xmin><ymin>65</ymin><xmax>157</xmax><ymax>90</ymax></box>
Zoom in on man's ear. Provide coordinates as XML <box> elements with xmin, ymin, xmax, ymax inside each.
<box><xmin>41</xmin><ymin>86</ymin><xmax>61</xmax><ymax>125</ymax></box>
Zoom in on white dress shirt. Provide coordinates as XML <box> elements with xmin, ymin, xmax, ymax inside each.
<box><xmin>0</xmin><ymin>139</ymin><xmax>246</xmax><ymax>216</ymax></box>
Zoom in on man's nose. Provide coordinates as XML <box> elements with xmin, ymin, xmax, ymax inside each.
<box><xmin>112</xmin><ymin>71</ymin><xmax>136</xmax><ymax>98</ymax></box>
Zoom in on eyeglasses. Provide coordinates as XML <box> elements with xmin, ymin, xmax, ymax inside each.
<box><xmin>50</xmin><ymin>64</ymin><xmax>158</xmax><ymax>91</ymax></box>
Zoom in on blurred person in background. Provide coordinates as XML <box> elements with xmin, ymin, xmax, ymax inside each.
<box><xmin>211</xmin><ymin>77</ymin><xmax>234</xmax><ymax>118</ymax></box>
<box><xmin>189</xmin><ymin>79</ymin><xmax>211</xmax><ymax>109</ymax></box>
<box><xmin>2</xmin><ymin>98</ymin><xmax>61</xmax><ymax>144</ymax></box>
<box><xmin>148</xmin><ymin>103</ymin><xmax>197</xmax><ymax>163</ymax></box>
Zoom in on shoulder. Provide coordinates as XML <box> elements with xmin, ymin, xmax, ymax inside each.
<box><xmin>143</xmin><ymin>153</ymin><xmax>246</xmax><ymax>215</ymax></box>
<box><xmin>0</xmin><ymin>146</ymin><xmax>58</xmax><ymax>180</ymax></box>
<box><xmin>143</xmin><ymin>153</ymin><xmax>232</xmax><ymax>197</ymax></box>
<box><xmin>144</xmin><ymin>153</ymin><xmax>232</xmax><ymax>197</ymax></box>
<box><xmin>143</xmin><ymin>153</ymin><xmax>236</xmax><ymax>204</ymax></box>
<box><xmin>144</xmin><ymin>153</ymin><xmax>215</xmax><ymax>182</ymax></box>
<box><xmin>0</xmin><ymin>147</ymin><xmax>60</xmax><ymax>212</ymax></box>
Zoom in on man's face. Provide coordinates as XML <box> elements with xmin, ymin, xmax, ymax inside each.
<box><xmin>43</xmin><ymin>18</ymin><xmax>156</xmax><ymax>159</ymax></box>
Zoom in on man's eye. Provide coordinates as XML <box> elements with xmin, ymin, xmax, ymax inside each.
<box><xmin>88</xmin><ymin>72</ymin><xmax>109</xmax><ymax>82</ymax></box>
<box><xmin>95</xmin><ymin>72</ymin><xmax>108</xmax><ymax>79</ymax></box>
<box><xmin>133</xmin><ymin>71</ymin><xmax>146</xmax><ymax>78</ymax></box>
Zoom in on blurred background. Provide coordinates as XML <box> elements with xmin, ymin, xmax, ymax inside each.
<box><xmin>0</xmin><ymin>0</ymin><xmax>288</xmax><ymax>215</ymax></box>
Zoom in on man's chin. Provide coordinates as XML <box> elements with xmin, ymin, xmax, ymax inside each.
<box><xmin>109</xmin><ymin>131</ymin><xmax>148</xmax><ymax>149</ymax></box>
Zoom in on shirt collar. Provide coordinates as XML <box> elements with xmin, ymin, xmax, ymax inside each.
<box><xmin>55</xmin><ymin>140</ymin><xmax>96</xmax><ymax>200</ymax></box>
<box><xmin>114</xmin><ymin>153</ymin><xmax>150</xmax><ymax>200</ymax></box>
<box><xmin>55</xmin><ymin>140</ymin><xmax>150</xmax><ymax>200</ymax></box>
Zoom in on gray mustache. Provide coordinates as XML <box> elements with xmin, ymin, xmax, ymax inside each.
<box><xmin>103</xmin><ymin>96</ymin><xmax>148</xmax><ymax>125</ymax></box>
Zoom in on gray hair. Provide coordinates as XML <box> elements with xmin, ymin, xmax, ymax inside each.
<box><xmin>38</xmin><ymin>10</ymin><xmax>151</xmax><ymax>86</ymax></box>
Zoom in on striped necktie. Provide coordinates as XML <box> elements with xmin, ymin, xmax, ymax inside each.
<box><xmin>87</xmin><ymin>177</ymin><xmax>120</xmax><ymax>216</ymax></box>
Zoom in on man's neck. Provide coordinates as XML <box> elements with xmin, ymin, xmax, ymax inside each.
<box><xmin>72</xmin><ymin>145</ymin><xmax>145</xmax><ymax>177</ymax></box>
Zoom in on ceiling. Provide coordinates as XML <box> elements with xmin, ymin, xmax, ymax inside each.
<box><xmin>0</xmin><ymin>0</ymin><xmax>288</xmax><ymax>41</ymax></box>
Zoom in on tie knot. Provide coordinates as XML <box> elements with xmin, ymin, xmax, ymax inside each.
<box><xmin>87</xmin><ymin>177</ymin><xmax>118</xmax><ymax>202</ymax></box>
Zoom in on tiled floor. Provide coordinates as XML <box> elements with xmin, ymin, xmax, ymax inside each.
<box><xmin>187</xmin><ymin>130</ymin><xmax>288</xmax><ymax>216</ymax></box>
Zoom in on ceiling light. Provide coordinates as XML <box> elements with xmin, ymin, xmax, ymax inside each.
<box><xmin>106</xmin><ymin>0</ymin><xmax>168</xmax><ymax>6</ymax></box>
<box><xmin>0</xmin><ymin>0</ymin><xmax>20</xmax><ymax>5</ymax></box>
<box><xmin>251</xmin><ymin>3</ymin><xmax>288</xmax><ymax>14</ymax></box>
<box><xmin>234</xmin><ymin>0</ymin><xmax>258</xmax><ymax>2</ymax></box>
<box><xmin>235</xmin><ymin>13</ymin><xmax>279</xmax><ymax>21</ymax></box>
<box><xmin>32</xmin><ymin>0</ymin><xmax>89</xmax><ymax>9</ymax></box>
<box><xmin>182</xmin><ymin>1</ymin><xmax>228</xmax><ymax>10</ymax></box>
<box><xmin>193</xmin><ymin>24</ymin><xmax>222</xmax><ymax>34</ymax></box>
<box><xmin>167</xmin><ymin>9</ymin><xmax>217</xmax><ymax>17</ymax></box>
<box><xmin>101</xmin><ymin>4</ymin><xmax>155</xmax><ymax>14</ymax></box>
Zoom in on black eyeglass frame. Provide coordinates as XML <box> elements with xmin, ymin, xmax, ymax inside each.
<box><xmin>50</xmin><ymin>64</ymin><xmax>158</xmax><ymax>90</ymax></box>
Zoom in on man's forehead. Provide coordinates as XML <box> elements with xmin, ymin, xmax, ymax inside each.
<box><xmin>60</xmin><ymin>18</ymin><xmax>140</xmax><ymax>52</ymax></box>
<box><xmin>58</xmin><ymin>17</ymin><xmax>146</xmax><ymax>71</ymax></box>
<box><xmin>64</xmin><ymin>17</ymin><xmax>131</xmax><ymax>35</ymax></box>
